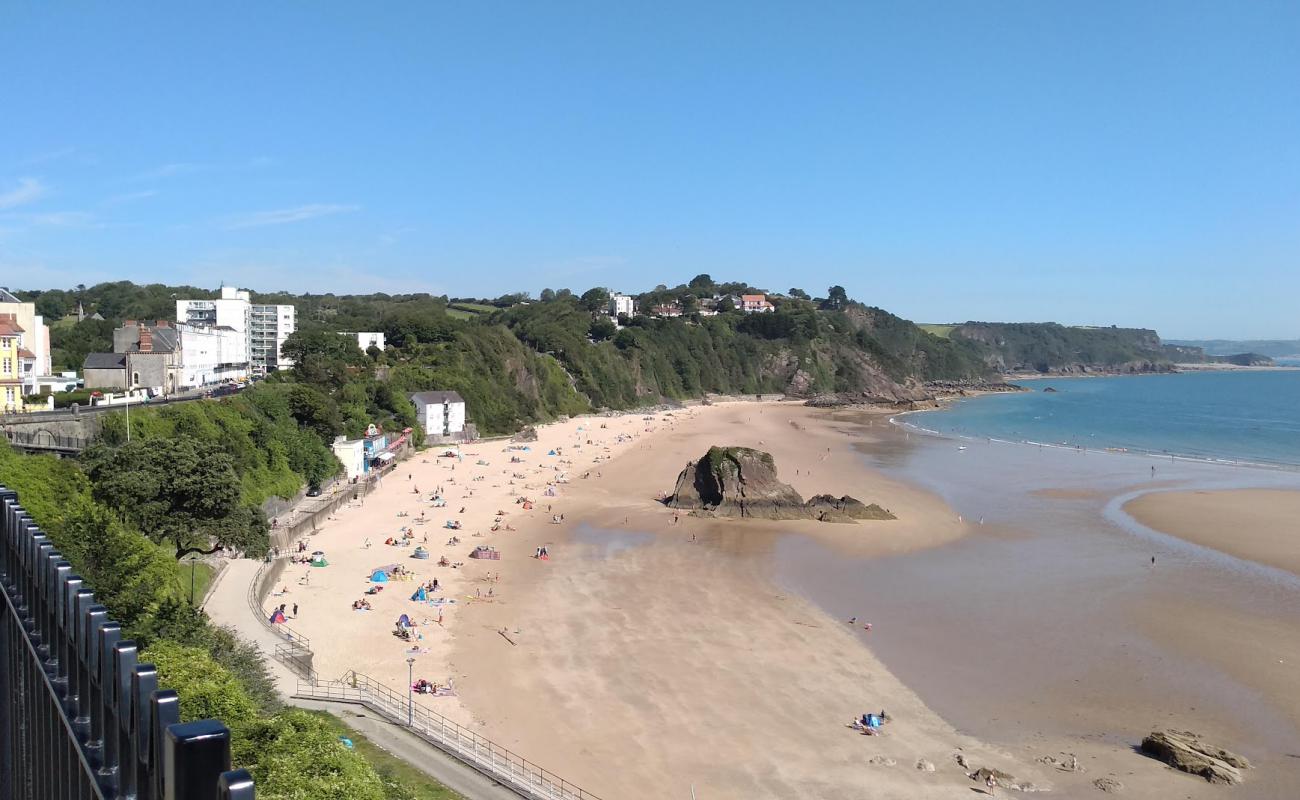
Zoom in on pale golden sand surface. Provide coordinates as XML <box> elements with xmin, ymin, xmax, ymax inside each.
<box><xmin>1125</xmin><ymin>488</ymin><xmax>1300</xmax><ymax>576</ymax></box>
<box><xmin>277</xmin><ymin>401</ymin><xmax>1249</xmax><ymax>799</ymax></box>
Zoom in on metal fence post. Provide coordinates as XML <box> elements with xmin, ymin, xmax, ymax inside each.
<box><xmin>0</xmin><ymin>485</ymin><xmax>257</xmax><ymax>799</ymax></box>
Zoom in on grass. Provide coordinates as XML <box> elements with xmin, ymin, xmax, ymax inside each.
<box><xmin>918</xmin><ymin>324</ymin><xmax>955</xmax><ymax>338</ymax></box>
<box><xmin>175</xmin><ymin>558</ymin><xmax>214</xmax><ymax>605</ymax></box>
<box><xmin>449</xmin><ymin>302</ymin><xmax>495</xmax><ymax>313</ymax></box>
<box><xmin>445</xmin><ymin>308</ymin><xmax>476</xmax><ymax>320</ymax></box>
<box><xmin>304</xmin><ymin>710</ymin><xmax>464</xmax><ymax>799</ymax></box>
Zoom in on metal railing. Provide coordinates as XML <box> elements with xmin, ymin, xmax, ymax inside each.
<box><xmin>247</xmin><ymin>558</ymin><xmax>314</xmax><ymax>678</ymax></box>
<box><xmin>4</xmin><ymin>430</ymin><xmax>91</xmax><ymax>452</ymax></box>
<box><xmin>0</xmin><ymin>485</ymin><xmax>255</xmax><ymax>800</ymax></box>
<box><xmin>296</xmin><ymin>672</ymin><xmax>603</xmax><ymax>800</ymax></box>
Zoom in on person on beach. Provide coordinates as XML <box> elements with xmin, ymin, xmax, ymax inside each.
<box><xmin>292</xmin><ymin>603</ymin><xmax>299</xmax><ymax>617</ymax></box>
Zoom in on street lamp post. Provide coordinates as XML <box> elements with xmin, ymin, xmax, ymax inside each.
<box><xmin>406</xmin><ymin>657</ymin><xmax>415</xmax><ymax>727</ymax></box>
<box><xmin>189</xmin><ymin>557</ymin><xmax>196</xmax><ymax>605</ymax></box>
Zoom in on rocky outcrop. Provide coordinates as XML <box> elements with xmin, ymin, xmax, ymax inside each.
<box><xmin>1139</xmin><ymin>730</ymin><xmax>1251</xmax><ymax>784</ymax></box>
<box><xmin>666</xmin><ymin>447</ymin><xmax>896</xmax><ymax>522</ymax></box>
<box><xmin>804</xmin><ymin>494</ymin><xmax>895</xmax><ymax>522</ymax></box>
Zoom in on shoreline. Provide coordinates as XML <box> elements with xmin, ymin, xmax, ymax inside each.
<box><xmin>1121</xmin><ymin>488</ymin><xmax>1300</xmax><ymax>578</ymax></box>
<box><xmin>891</xmin><ymin>392</ymin><xmax>1300</xmax><ymax>474</ymax></box>
<box><xmin>269</xmin><ymin>396</ymin><xmax>1300</xmax><ymax>798</ymax></box>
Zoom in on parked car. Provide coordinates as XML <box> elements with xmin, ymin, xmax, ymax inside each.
<box><xmin>306</xmin><ymin>485</ymin><xmax>322</xmax><ymax>497</ymax></box>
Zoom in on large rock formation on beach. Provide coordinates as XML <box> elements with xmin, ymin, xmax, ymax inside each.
<box><xmin>1139</xmin><ymin>730</ymin><xmax>1251</xmax><ymax>784</ymax></box>
<box><xmin>666</xmin><ymin>447</ymin><xmax>895</xmax><ymax>522</ymax></box>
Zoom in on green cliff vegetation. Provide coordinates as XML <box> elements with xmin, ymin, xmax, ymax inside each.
<box><xmin>944</xmin><ymin>321</ymin><xmax>1171</xmax><ymax>373</ymax></box>
<box><xmin>0</xmin><ymin>443</ymin><xmax>458</xmax><ymax>799</ymax></box>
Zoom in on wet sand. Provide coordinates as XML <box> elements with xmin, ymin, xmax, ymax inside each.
<box><xmin>1124</xmin><ymin>488</ymin><xmax>1300</xmax><ymax>577</ymax></box>
<box><xmin>291</xmin><ymin>399</ymin><xmax>1300</xmax><ymax>798</ymax></box>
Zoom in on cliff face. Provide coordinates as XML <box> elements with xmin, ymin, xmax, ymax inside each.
<box><xmin>667</xmin><ymin>447</ymin><xmax>895</xmax><ymax>522</ymax></box>
<box><xmin>950</xmin><ymin>322</ymin><xmax>1175</xmax><ymax>375</ymax></box>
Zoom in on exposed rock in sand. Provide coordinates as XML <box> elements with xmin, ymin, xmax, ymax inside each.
<box><xmin>915</xmin><ymin>758</ymin><xmax>935</xmax><ymax>772</ymax></box>
<box><xmin>512</xmin><ymin>426</ymin><xmax>539</xmax><ymax>442</ymax></box>
<box><xmin>804</xmin><ymin>494</ymin><xmax>895</xmax><ymax>522</ymax></box>
<box><xmin>868</xmin><ymin>755</ymin><xmax>897</xmax><ymax>767</ymax></box>
<box><xmin>1093</xmin><ymin>776</ymin><xmax>1123</xmax><ymax>793</ymax></box>
<box><xmin>969</xmin><ymin>766</ymin><xmax>1041</xmax><ymax>792</ymax></box>
<box><xmin>666</xmin><ymin>447</ymin><xmax>897</xmax><ymax>522</ymax></box>
<box><xmin>1139</xmin><ymin>730</ymin><xmax>1251</xmax><ymax>784</ymax></box>
<box><xmin>1036</xmin><ymin>752</ymin><xmax>1083</xmax><ymax>772</ymax></box>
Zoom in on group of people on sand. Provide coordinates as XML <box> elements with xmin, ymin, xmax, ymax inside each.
<box><xmin>352</xmin><ymin>598</ymin><xmax>372</xmax><ymax>611</ymax></box>
<box><xmin>849</xmin><ymin>709</ymin><xmax>889</xmax><ymax>735</ymax></box>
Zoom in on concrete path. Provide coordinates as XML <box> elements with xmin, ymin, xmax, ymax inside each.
<box><xmin>202</xmin><ymin>555</ymin><xmax>522</xmax><ymax>800</ymax></box>
<box><xmin>201</xmin><ymin>557</ymin><xmax>301</xmax><ymax>691</ymax></box>
<box><xmin>294</xmin><ymin>698</ymin><xmax>522</xmax><ymax>800</ymax></box>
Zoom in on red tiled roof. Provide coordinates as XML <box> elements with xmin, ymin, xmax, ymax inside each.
<box><xmin>741</xmin><ymin>294</ymin><xmax>765</xmax><ymax>302</ymax></box>
<box><xmin>17</xmin><ymin>347</ymin><xmax>37</xmax><ymax>359</ymax></box>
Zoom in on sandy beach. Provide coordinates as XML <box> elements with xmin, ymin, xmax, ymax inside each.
<box><xmin>1124</xmin><ymin>488</ymin><xmax>1300</xmax><ymax>577</ymax></box>
<box><xmin>265</xmin><ymin>399</ymin><xmax>1299</xmax><ymax>799</ymax></box>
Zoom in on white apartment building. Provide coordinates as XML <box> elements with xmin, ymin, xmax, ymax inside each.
<box><xmin>347</xmin><ymin>331</ymin><xmax>386</xmax><ymax>352</ymax></box>
<box><xmin>251</xmin><ymin>303</ymin><xmax>296</xmax><ymax>372</ymax></box>
<box><xmin>410</xmin><ymin>390</ymin><xmax>467</xmax><ymax>438</ymax></box>
<box><xmin>608</xmin><ymin>292</ymin><xmax>635</xmax><ymax>318</ymax></box>
<box><xmin>177</xmin><ymin>323</ymin><xmax>248</xmax><ymax>387</ymax></box>
<box><xmin>176</xmin><ymin>286</ymin><xmax>295</xmax><ymax>375</ymax></box>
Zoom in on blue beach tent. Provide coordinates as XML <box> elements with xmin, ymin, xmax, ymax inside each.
<box><xmin>370</xmin><ymin>570</ymin><xmax>388</xmax><ymax>583</ymax></box>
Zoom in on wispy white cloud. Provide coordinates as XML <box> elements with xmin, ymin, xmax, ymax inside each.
<box><xmin>26</xmin><ymin>211</ymin><xmax>98</xmax><ymax>227</ymax></box>
<box><xmin>131</xmin><ymin>162</ymin><xmax>208</xmax><ymax>181</ymax></box>
<box><xmin>223</xmin><ymin>203</ymin><xmax>360</xmax><ymax>229</ymax></box>
<box><xmin>0</xmin><ymin>177</ymin><xmax>46</xmax><ymax>210</ymax></box>
<box><xmin>103</xmin><ymin>190</ymin><xmax>159</xmax><ymax>206</ymax></box>
<box><xmin>16</xmin><ymin>147</ymin><xmax>77</xmax><ymax>168</ymax></box>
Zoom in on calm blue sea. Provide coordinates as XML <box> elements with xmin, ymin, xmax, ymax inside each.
<box><xmin>907</xmin><ymin>370</ymin><xmax>1300</xmax><ymax>467</ymax></box>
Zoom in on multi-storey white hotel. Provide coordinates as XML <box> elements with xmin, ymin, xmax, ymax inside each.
<box><xmin>175</xmin><ymin>286</ymin><xmax>295</xmax><ymax>376</ymax></box>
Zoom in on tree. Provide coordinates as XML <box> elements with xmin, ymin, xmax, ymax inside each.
<box><xmin>588</xmin><ymin>317</ymin><xmax>617</xmax><ymax>342</ymax></box>
<box><xmin>282</xmin><ymin>328</ymin><xmax>364</xmax><ymax>387</ymax></box>
<box><xmin>286</xmin><ymin>384</ymin><xmax>344</xmax><ymax>443</ymax></box>
<box><xmin>825</xmin><ymin>285</ymin><xmax>848</xmax><ymax>310</ymax></box>
<box><xmin>579</xmin><ymin>287</ymin><xmax>610</xmax><ymax>312</ymax></box>
<box><xmin>789</xmin><ymin>287</ymin><xmax>810</xmax><ymax>300</ymax></box>
<box><xmin>539</xmin><ymin>287</ymin><xmax>556</xmax><ymax>302</ymax></box>
<box><xmin>688</xmin><ymin>274</ymin><xmax>715</xmax><ymax>289</ymax></box>
<box><xmin>82</xmin><ymin>437</ymin><xmax>269</xmax><ymax>558</ymax></box>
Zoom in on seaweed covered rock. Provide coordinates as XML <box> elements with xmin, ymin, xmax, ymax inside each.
<box><xmin>805</xmin><ymin>494</ymin><xmax>896</xmax><ymax>522</ymax></box>
<box><xmin>1140</xmin><ymin>730</ymin><xmax>1250</xmax><ymax>784</ymax></box>
<box><xmin>667</xmin><ymin>447</ymin><xmax>897</xmax><ymax>522</ymax></box>
<box><xmin>668</xmin><ymin>447</ymin><xmax>807</xmax><ymax>519</ymax></box>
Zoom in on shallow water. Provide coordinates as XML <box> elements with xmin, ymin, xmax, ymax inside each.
<box><xmin>774</xmin><ymin>425</ymin><xmax>1300</xmax><ymax>792</ymax></box>
<box><xmin>908</xmin><ymin>371</ymin><xmax>1300</xmax><ymax>468</ymax></box>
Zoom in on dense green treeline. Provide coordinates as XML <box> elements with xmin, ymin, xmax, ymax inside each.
<box><xmin>0</xmin><ymin>444</ymin><xmax>458</xmax><ymax>798</ymax></box>
<box><xmin>949</xmin><ymin>322</ymin><xmax>1168</xmax><ymax>372</ymax></box>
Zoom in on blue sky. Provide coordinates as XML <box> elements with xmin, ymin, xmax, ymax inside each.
<box><xmin>2</xmin><ymin>2</ymin><xmax>1297</xmax><ymax>338</ymax></box>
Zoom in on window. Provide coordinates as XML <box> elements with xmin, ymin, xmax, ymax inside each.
<box><xmin>2</xmin><ymin>357</ymin><xmax>10</xmax><ymax>375</ymax></box>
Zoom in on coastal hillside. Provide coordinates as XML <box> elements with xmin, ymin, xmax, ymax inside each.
<box><xmin>17</xmin><ymin>280</ymin><xmax>996</xmax><ymax>435</ymax></box>
<box><xmin>939</xmin><ymin>321</ymin><xmax>1175</xmax><ymax>374</ymax></box>
<box><xmin>1167</xmin><ymin>338</ymin><xmax>1300</xmax><ymax>361</ymax></box>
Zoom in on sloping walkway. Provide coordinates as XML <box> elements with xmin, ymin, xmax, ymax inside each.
<box><xmin>203</xmin><ymin>556</ymin><xmax>521</xmax><ymax>800</ymax></box>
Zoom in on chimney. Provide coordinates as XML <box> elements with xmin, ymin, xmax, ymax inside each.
<box><xmin>155</xmin><ymin>319</ymin><xmax>169</xmax><ymax>327</ymax></box>
<box><xmin>139</xmin><ymin>327</ymin><xmax>153</xmax><ymax>353</ymax></box>
<box><xmin>125</xmin><ymin>319</ymin><xmax>137</xmax><ymax>327</ymax></box>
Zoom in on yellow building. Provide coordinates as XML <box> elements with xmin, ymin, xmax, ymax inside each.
<box><xmin>0</xmin><ymin>313</ymin><xmax>25</xmax><ymax>412</ymax></box>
